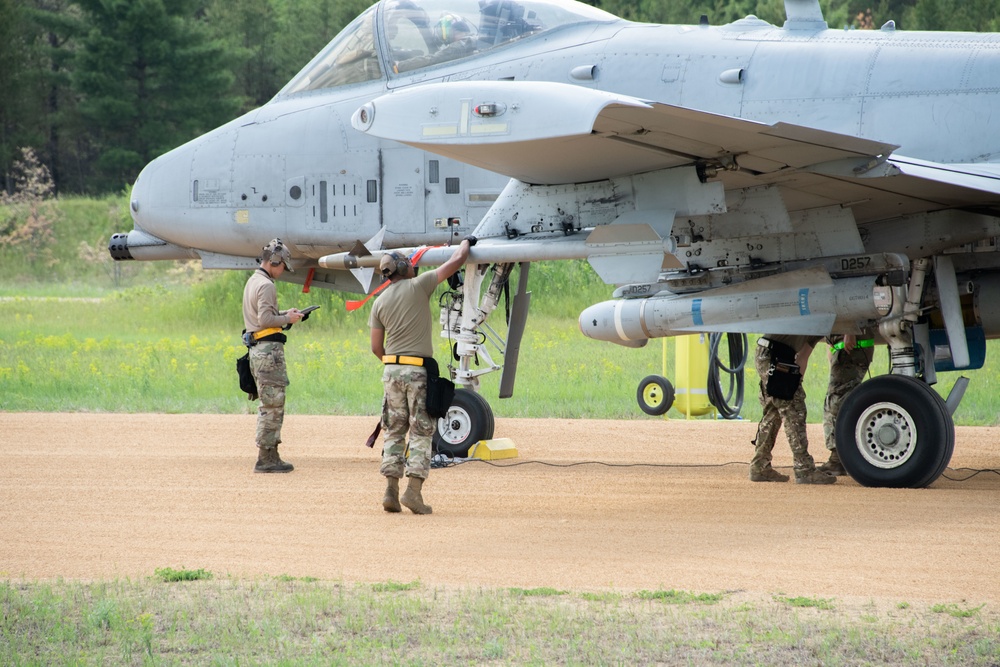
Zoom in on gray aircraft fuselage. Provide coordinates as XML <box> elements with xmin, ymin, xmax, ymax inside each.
<box><xmin>121</xmin><ymin>0</ymin><xmax>1000</xmax><ymax>286</ymax></box>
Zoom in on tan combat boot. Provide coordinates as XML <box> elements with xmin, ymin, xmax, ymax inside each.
<box><xmin>383</xmin><ymin>476</ymin><xmax>402</xmax><ymax>513</ymax></box>
<box><xmin>817</xmin><ymin>450</ymin><xmax>847</xmax><ymax>476</ymax></box>
<box><xmin>254</xmin><ymin>446</ymin><xmax>294</xmax><ymax>473</ymax></box>
<box><xmin>400</xmin><ymin>476</ymin><xmax>432</xmax><ymax>514</ymax></box>
<box><xmin>795</xmin><ymin>468</ymin><xmax>836</xmax><ymax>485</ymax></box>
<box><xmin>749</xmin><ymin>466</ymin><xmax>790</xmax><ymax>483</ymax></box>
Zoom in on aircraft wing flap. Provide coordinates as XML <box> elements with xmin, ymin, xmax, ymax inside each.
<box><xmin>763</xmin><ymin>122</ymin><xmax>899</xmax><ymax>159</ymax></box>
<box><xmin>596</xmin><ymin>105</ymin><xmax>895</xmax><ymax>171</ymax></box>
<box><xmin>888</xmin><ymin>157</ymin><xmax>1000</xmax><ymax>198</ymax></box>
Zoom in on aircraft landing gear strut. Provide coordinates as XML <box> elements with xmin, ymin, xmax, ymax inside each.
<box><xmin>835</xmin><ymin>258</ymin><xmax>956</xmax><ymax>488</ymax></box>
<box><xmin>431</xmin><ymin>261</ymin><xmax>510</xmax><ymax>457</ymax></box>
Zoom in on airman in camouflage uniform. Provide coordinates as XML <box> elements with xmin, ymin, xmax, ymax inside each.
<box><xmin>243</xmin><ymin>239</ymin><xmax>303</xmax><ymax>473</ymax></box>
<box><xmin>380</xmin><ymin>365</ymin><xmax>436</xmax><ymax>479</ymax></box>
<box><xmin>820</xmin><ymin>334</ymin><xmax>874</xmax><ymax>476</ymax></box>
<box><xmin>369</xmin><ymin>238</ymin><xmax>472</xmax><ymax>514</ymax></box>
<box><xmin>751</xmin><ymin>334</ymin><xmax>836</xmax><ymax>485</ymax></box>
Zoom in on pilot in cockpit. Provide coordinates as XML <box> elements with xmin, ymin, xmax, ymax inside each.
<box><xmin>393</xmin><ymin>12</ymin><xmax>478</xmax><ymax>74</ymax></box>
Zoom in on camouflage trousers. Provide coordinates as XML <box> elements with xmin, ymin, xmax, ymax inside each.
<box><xmin>751</xmin><ymin>347</ymin><xmax>814</xmax><ymax>474</ymax></box>
<box><xmin>822</xmin><ymin>346</ymin><xmax>873</xmax><ymax>452</ymax></box>
<box><xmin>249</xmin><ymin>341</ymin><xmax>288</xmax><ymax>449</ymax></box>
<box><xmin>380</xmin><ymin>364</ymin><xmax>435</xmax><ymax>480</ymax></box>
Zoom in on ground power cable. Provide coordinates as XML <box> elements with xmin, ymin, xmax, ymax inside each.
<box><xmin>432</xmin><ymin>455</ymin><xmax>1000</xmax><ymax>482</ymax></box>
<box><xmin>707</xmin><ymin>332</ymin><xmax>747</xmax><ymax>420</ymax></box>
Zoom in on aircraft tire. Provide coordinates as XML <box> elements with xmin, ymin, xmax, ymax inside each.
<box><xmin>432</xmin><ymin>389</ymin><xmax>495</xmax><ymax>458</ymax></box>
<box><xmin>836</xmin><ymin>375</ymin><xmax>954</xmax><ymax>488</ymax></box>
<box><xmin>636</xmin><ymin>375</ymin><xmax>675</xmax><ymax>416</ymax></box>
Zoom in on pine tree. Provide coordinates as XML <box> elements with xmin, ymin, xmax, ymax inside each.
<box><xmin>204</xmin><ymin>0</ymin><xmax>281</xmax><ymax>112</ymax></box>
<box><xmin>0</xmin><ymin>0</ymin><xmax>36</xmax><ymax>195</ymax></box>
<box><xmin>73</xmin><ymin>0</ymin><xmax>241</xmax><ymax>192</ymax></box>
<box><xmin>22</xmin><ymin>0</ymin><xmax>86</xmax><ymax>194</ymax></box>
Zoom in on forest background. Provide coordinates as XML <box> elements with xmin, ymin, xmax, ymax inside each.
<box><xmin>1</xmin><ymin>0</ymin><xmax>999</xmax><ymax>197</ymax></box>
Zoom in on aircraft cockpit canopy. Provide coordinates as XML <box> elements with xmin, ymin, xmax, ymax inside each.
<box><xmin>282</xmin><ymin>6</ymin><xmax>382</xmax><ymax>95</ymax></box>
<box><xmin>281</xmin><ymin>0</ymin><xmax>617</xmax><ymax>94</ymax></box>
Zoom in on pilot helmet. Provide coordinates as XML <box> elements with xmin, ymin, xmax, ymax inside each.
<box><xmin>261</xmin><ymin>238</ymin><xmax>293</xmax><ymax>272</ymax></box>
<box><xmin>435</xmin><ymin>13</ymin><xmax>473</xmax><ymax>43</ymax></box>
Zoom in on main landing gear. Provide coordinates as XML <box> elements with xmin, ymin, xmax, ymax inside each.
<box><xmin>430</xmin><ymin>261</ymin><xmax>519</xmax><ymax>457</ymax></box>
<box><xmin>836</xmin><ymin>375</ymin><xmax>954</xmax><ymax>488</ymax></box>
<box><xmin>835</xmin><ymin>257</ymin><xmax>956</xmax><ymax>488</ymax></box>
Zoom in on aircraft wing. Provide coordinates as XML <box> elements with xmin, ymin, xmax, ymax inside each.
<box><xmin>353</xmin><ymin>81</ymin><xmax>1000</xmax><ymax>225</ymax></box>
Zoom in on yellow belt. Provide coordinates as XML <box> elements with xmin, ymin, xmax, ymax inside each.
<box><xmin>253</xmin><ymin>327</ymin><xmax>284</xmax><ymax>340</ymax></box>
<box><xmin>382</xmin><ymin>355</ymin><xmax>424</xmax><ymax>366</ymax></box>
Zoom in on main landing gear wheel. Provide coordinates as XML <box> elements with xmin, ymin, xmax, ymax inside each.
<box><xmin>836</xmin><ymin>375</ymin><xmax>954</xmax><ymax>488</ymax></box>
<box><xmin>432</xmin><ymin>389</ymin><xmax>496</xmax><ymax>457</ymax></box>
<box><xmin>636</xmin><ymin>375</ymin><xmax>675</xmax><ymax>416</ymax></box>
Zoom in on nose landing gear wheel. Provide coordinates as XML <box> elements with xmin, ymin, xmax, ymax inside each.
<box><xmin>636</xmin><ymin>375</ymin><xmax>675</xmax><ymax>416</ymax></box>
<box><xmin>836</xmin><ymin>375</ymin><xmax>954</xmax><ymax>488</ymax></box>
<box><xmin>432</xmin><ymin>389</ymin><xmax>496</xmax><ymax>457</ymax></box>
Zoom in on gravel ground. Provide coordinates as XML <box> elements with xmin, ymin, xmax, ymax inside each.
<box><xmin>2</xmin><ymin>413</ymin><xmax>999</xmax><ymax>605</ymax></box>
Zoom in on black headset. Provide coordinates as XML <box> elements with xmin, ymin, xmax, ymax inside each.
<box><xmin>384</xmin><ymin>252</ymin><xmax>411</xmax><ymax>277</ymax></box>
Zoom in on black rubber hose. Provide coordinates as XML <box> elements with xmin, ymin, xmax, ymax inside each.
<box><xmin>707</xmin><ymin>332</ymin><xmax>748</xmax><ymax>420</ymax></box>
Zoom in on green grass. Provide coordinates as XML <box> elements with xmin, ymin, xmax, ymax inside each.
<box><xmin>638</xmin><ymin>589</ymin><xmax>725</xmax><ymax>605</ymax></box>
<box><xmin>1</xmin><ymin>577</ymin><xmax>997</xmax><ymax>666</ymax></box>
<box><xmin>931</xmin><ymin>603</ymin><xmax>987</xmax><ymax>618</ymax></box>
<box><xmin>1</xmin><ymin>281</ymin><xmax>991</xmax><ymax>423</ymax></box>
<box><xmin>153</xmin><ymin>568</ymin><xmax>213</xmax><ymax>583</ymax></box>
<box><xmin>776</xmin><ymin>595</ymin><xmax>836</xmax><ymax>610</ymax></box>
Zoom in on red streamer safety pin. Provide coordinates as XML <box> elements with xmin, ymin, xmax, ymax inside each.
<box><xmin>345</xmin><ymin>246</ymin><xmax>439</xmax><ymax>311</ymax></box>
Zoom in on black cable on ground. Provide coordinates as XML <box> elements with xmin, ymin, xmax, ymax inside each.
<box><xmin>707</xmin><ymin>332</ymin><xmax>747</xmax><ymax>419</ymax></box>
<box><xmin>432</xmin><ymin>456</ymin><xmax>1000</xmax><ymax>483</ymax></box>
<box><xmin>432</xmin><ymin>456</ymin><xmax>747</xmax><ymax>470</ymax></box>
<box><xmin>941</xmin><ymin>468</ymin><xmax>1000</xmax><ymax>481</ymax></box>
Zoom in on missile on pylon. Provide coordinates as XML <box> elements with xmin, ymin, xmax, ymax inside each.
<box><xmin>319</xmin><ymin>223</ymin><xmax>677</xmax><ymax>286</ymax></box>
<box><xmin>579</xmin><ymin>267</ymin><xmax>896</xmax><ymax>346</ymax></box>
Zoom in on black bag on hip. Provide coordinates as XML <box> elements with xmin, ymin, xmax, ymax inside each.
<box><xmin>766</xmin><ymin>360</ymin><xmax>802</xmax><ymax>400</ymax></box>
<box><xmin>236</xmin><ymin>352</ymin><xmax>258</xmax><ymax>399</ymax></box>
<box><xmin>422</xmin><ymin>357</ymin><xmax>455</xmax><ymax>420</ymax></box>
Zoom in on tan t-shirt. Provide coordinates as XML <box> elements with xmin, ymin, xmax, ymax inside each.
<box><xmin>242</xmin><ymin>269</ymin><xmax>291</xmax><ymax>333</ymax></box>
<box><xmin>368</xmin><ymin>271</ymin><xmax>439</xmax><ymax>357</ymax></box>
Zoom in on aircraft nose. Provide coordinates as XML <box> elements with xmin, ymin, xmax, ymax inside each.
<box><xmin>126</xmin><ymin>142</ymin><xmax>202</xmax><ymax>248</ymax></box>
<box><xmin>128</xmin><ymin>153</ymin><xmax>173</xmax><ymax>237</ymax></box>
<box><xmin>129</xmin><ymin>163</ymin><xmax>152</xmax><ymax>228</ymax></box>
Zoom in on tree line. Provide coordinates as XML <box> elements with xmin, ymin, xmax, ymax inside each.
<box><xmin>1</xmin><ymin>0</ymin><xmax>997</xmax><ymax>197</ymax></box>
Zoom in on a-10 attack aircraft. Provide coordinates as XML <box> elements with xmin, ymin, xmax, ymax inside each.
<box><xmin>110</xmin><ymin>0</ymin><xmax>1000</xmax><ymax>487</ymax></box>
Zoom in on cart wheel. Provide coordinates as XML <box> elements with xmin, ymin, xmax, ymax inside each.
<box><xmin>637</xmin><ymin>375</ymin><xmax>675</xmax><ymax>416</ymax></box>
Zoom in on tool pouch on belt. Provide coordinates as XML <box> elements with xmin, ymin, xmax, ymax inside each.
<box><xmin>236</xmin><ymin>352</ymin><xmax>258</xmax><ymax>400</ymax></box>
<box><xmin>765</xmin><ymin>341</ymin><xmax>801</xmax><ymax>400</ymax></box>
<box><xmin>237</xmin><ymin>330</ymin><xmax>259</xmax><ymax>400</ymax></box>
<box><xmin>423</xmin><ymin>357</ymin><xmax>455</xmax><ymax>419</ymax></box>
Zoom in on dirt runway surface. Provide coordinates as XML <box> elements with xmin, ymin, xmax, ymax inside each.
<box><xmin>2</xmin><ymin>413</ymin><xmax>999</xmax><ymax>604</ymax></box>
